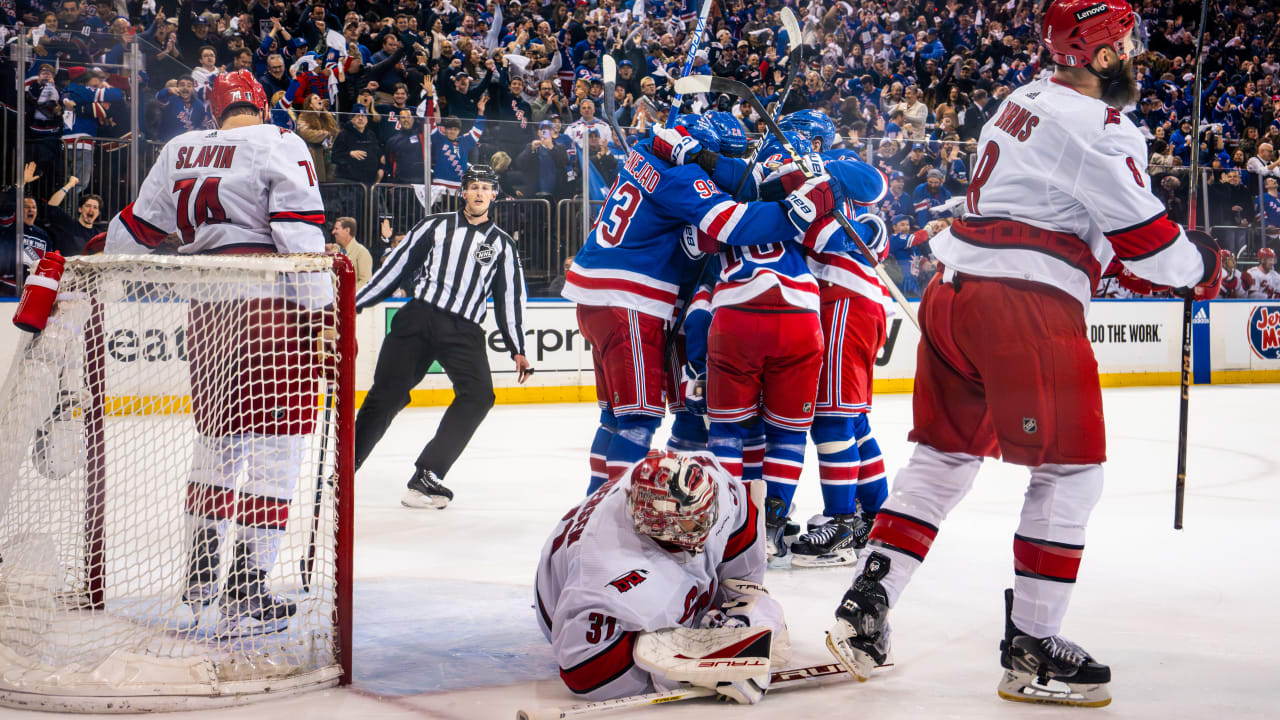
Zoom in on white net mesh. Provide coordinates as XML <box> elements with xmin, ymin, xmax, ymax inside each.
<box><xmin>0</xmin><ymin>254</ymin><xmax>350</xmax><ymax>711</ymax></box>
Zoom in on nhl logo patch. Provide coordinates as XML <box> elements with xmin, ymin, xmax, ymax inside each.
<box><xmin>803</xmin><ymin>402</ymin><xmax>813</xmax><ymax>413</ymax></box>
<box><xmin>473</xmin><ymin>243</ymin><xmax>496</xmax><ymax>265</ymax></box>
<box><xmin>1022</xmin><ymin>417</ymin><xmax>1038</xmax><ymax>434</ymax></box>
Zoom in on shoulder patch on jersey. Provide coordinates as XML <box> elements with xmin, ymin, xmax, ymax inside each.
<box><xmin>1104</xmin><ymin>107</ymin><xmax>1122</xmax><ymax>127</ymax></box>
<box><xmin>607</xmin><ymin>569</ymin><xmax>649</xmax><ymax>593</ymax></box>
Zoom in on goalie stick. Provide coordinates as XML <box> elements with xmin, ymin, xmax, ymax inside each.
<box><xmin>601</xmin><ymin>55</ymin><xmax>631</xmax><ymax>155</ymax></box>
<box><xmin>734</xmin><ymin>7</ymin><xmax>802</xmax><ymax>197</ymax></box>
<box><xmin>675</xmin><ymin>74</ymin><xmax>920</xmax><ymax>328</ymax></box>
<box><xmin>514</xmin><ymin>661</ymin><xmax>891</xmax><ymax>720</ymax></box>
<box><xmin>1176</xmin><ymin>0</ymin><xmax>1210</xmax><ymax>530</ymax></box>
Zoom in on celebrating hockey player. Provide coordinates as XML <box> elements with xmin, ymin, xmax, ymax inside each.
<box><xmin>826</xmin><ymin>0</ymin><xmax>1221</xmax><ymax>707</ymax></box>
<box><xmin>106</xmin><ymin>70</ymin><xmax>330</xmax><ymax>634</ymax></box>
<box><xmin>535</xmin><ymin>450</ymin><xmax>788</xmax><ymax>704</ymax></box>
<box><xmin>1247</xmin><ymin>247</ymin><xmax>1279</xmax><ymax>298</ymax></box>
<box><xmin>562</xmin><ymin>114</ymin><xmax>847</xmax><ymax>494</ymax></box>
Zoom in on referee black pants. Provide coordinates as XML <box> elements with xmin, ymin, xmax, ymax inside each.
<box><xmin>353</xmin><ymin>300</ymin><xmax>495</xmax><ymax>478</ymax></box>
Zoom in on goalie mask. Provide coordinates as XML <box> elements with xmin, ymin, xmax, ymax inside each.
<box><xmin>628</xmin><ymin>451</ymin><xmax>718</xmax><ymax>554</ymax></box>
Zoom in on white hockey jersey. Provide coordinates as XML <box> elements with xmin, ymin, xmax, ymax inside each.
<box><xmin>1246</xmin><ymin>266</ymin><xmax>1280</xmax><ymax>298</ymax></box>
<box><xmin>535</xmin><ymin>472</ymin><xmax>783</xmax><ymax>701</ymax></box>
<box><xmin>929</xmin><ymin>77</ymin><xmax>1204</xmax><ymax>311</ymax></box>
<box><xmin>106</xmin><ymin>123</ymin><xmax>326</xmax><ymax>256</ymax></box>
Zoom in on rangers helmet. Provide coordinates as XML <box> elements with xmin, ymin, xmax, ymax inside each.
<box><xmin>672</xmin><ymin>113</ymin><xmax>722</xmax><ymax>154</ymax></box>
<box><xmin>208</xmin><ymin>70</ymin><xmax>269</xmax><ymax>124</ymax></box>
<box><xmin>704</xmin><ymin>111</ymin><xmax>750</xmax><ymax>158</ymax></box>
<box><xmin>627</xmin><ymin>450</ymin><xmax>719</xmax><ymax>554</ymax></box>
<box><xmin>779</xmin><ymin>109</ymin><xmax>836</xmax><ymax>153</ymax></box>
<box><xmin>1040</xmin><ymin>0</ymin><xmax>1145</xmax><ymax>68</ymax></box>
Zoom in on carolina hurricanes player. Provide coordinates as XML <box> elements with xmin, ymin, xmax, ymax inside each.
<box><xmin>826</xmin><ymin>0</ymin><xmax>1220</xmax><ymax>707</ymax></box>
<box><xmin>1218</xmin><ymin>250</ymin><xmax>1252</xmax><ymax>299</ymax></box>
<box><xmin>535</xmin><ymin>451</ymin><xmax>788</xmax><ymax>704</ymax></box>
<box><xmin>1247</xmin><ymin>247</ymin><xmax>1280</xmax><ymax>298</ymax></box>
<box><xmin>106</xmin><ymin>70</ymin><xmax>329</xmax><ymax>634</ymax></box>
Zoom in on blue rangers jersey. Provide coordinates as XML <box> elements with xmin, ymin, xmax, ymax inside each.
<box><xmin>431</xmin><ymin>118</ymin><xmax>485</xmax><ymax>189</ymax></box>
<box><xmin>562</xmin><ymin>140</ymin><xmax>804</xmax><ymax>322</ymax></box>
<box><xmin>802</xmin><ymin>154</ymin><xmax>894</xmax><ymax>313</ymax></box>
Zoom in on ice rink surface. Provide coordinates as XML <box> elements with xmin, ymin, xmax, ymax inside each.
<box><xmin>4</xmin><ymin>385</ymin><xmax>1277</xmax><ymax>719</ymax></box>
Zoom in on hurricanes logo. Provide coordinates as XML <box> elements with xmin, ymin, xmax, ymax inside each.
<box><xmin>607</xmin><ymin>569</ymin><xmax>649</xmax><ymax>593</ymax></box>
<box><xmin>1247</xmin><ymin>306</ymin><xmax>1280</xmax><ymax>359</ymax></box>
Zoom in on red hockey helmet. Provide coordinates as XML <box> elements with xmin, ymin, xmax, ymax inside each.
<box><xmin>627</xmin><ymin>450</ymin><xmax>719</xmax><ymax>554</ymax></box>
<box><xmin>208</xmin><ymin>70</ymin><xmax>268</xmax><ymax>124</ymax></box>
<box><xmin>1040</xmin><ymin>0</ymin><xmax>1145</xmax><ymax>68</ymax></box>
<box><xmin>1259</xmin><ymin>247</ymin><xmax>1276</xmax><ymax>262</ymax></box>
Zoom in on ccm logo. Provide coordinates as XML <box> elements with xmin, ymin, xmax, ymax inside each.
<box><xmin>696</xmin><ymin>660</ymin><xmax>767</xmax><ymax>668</ymax></box>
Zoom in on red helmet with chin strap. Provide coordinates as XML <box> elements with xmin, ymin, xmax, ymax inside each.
<box><xmin>1259</xmin><ymin>247</ymin><xmax>1277</xmax><ymax>262</ymax></box>
<box><xmin>208</xmin><ymin>70</ymin><xmax>268</xmax><ymax>124</ymax></box>
<box><xmin>1041</xmin><ymin>0</ymin><xmax>1143</xmax><ymax>68</ymax></box>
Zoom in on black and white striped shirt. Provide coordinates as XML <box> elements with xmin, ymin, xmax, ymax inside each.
<box><xmin>357</xmin><ymin>211</ymin><xmax>527</xmax><ymax>356</ymax></box>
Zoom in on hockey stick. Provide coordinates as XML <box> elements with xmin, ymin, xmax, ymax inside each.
<box><xmin>665</xmin><ymin>0</ymin><xmax>715</xmax><ymax>127</ymax></box>
<box><xmin>301</xmin><ymin>383</ymin><xmax>333</xmax><ymax>592</ymax></box>
<box><xmin>601</xmin><ymin>55</ymin><xmax>631</xmax><ymax>155</ymax></box>
<box><xmin>1176</xmin><ymin>0</ymin><xmax>1210</xmax><ymax>530</ymax></box>
<box><xmin>514</xmin><ymin>661</ymin><xmax>889</xmax><ymax>720</ymax></box>
<box><xmin>676</xmin><ymin>74</ymin><xmax>920</xmax><ymax>328</ymax></box>
<box><xmin>734</xmin><ymin>7</ymin><xmax>802</xmax><ymax>197</ymax></box>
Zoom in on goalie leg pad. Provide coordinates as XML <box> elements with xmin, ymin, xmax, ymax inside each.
<box><xmin>634</xmin><ymin>626</ymin><xmax>772</xmax><ymax>704</ymax></box>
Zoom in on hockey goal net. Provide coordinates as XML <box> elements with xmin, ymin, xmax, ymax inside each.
<box><xmin>0</xmin><ymin>253</ymin><xmax>355</xmax><ymax>712</ymax></box>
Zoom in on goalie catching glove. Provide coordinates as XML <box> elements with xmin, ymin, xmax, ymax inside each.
<box><xmin>634</xmin><ymin>625</ymin><xmax>773</xmax><ymax>704</ymax></box>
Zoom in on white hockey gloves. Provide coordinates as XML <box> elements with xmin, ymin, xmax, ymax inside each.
<box><xmin>634</xmin><ymin>626</ymin><xmax>772</xmax><ymax>704</ymax></box>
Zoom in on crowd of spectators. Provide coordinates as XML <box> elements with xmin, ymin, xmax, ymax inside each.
<box><xmin>5</xmin><ymin>0</ymin><xmax>1280</xmax><ymax>297</ymax></box>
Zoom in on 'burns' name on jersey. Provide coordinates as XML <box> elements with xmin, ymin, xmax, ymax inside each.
<box><xmin>930</xmin><ymin>77</ymin><xmax>1204</xmax><ymax>309</ymax></box>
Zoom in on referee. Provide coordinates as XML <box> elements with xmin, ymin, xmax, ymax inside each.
<box><xmin>354</xmin><ymin>165</ymin><xmax>531</xmax><ymax>509</ymax></box>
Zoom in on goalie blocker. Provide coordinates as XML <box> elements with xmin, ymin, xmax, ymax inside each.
<box><xmin>534</xmin><ymin>451</ymin><xmax>789</xmax><ymax>704</ymax></box>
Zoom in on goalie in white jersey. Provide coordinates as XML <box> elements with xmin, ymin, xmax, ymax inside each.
<box><xmin>105</xmin><ymin>70</ymin><xmax>330</xmax><ymax>634</ymax></box>
<box><xmin>535</xmin><ymin>451</ymin><xmax>789</xmax><ymax>704</ymax></box>
<box><xmin>826</xmin><ymin>0</ymin><xmax>1222</xmax><ymax>708</ymax></box>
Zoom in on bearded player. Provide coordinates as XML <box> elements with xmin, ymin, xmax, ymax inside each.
<box><xmin>826</xmin><ymin>0</ymin><xmax>1220</xmax><ymax>707</ymax></box>
<box><xmin>535</xmin><ymin>450</ymin><xmax>788</xmax><ymax>704</ymax></box>
<box><xmin>106</xmin><ymin>70</ymin><xmax>330</xmax><ymax>634</ymax></box>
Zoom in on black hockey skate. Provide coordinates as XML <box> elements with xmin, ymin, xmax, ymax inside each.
<box><xmin>181</xmin><ymin>524</ymin><xmax>221</xmax><ymax>610</ymax></box>
<box><xmin>851</xmin><ymin>511</ymin><xmax>875</xmax><ymax>549</ymax></box>
<box><xmin>764</xmin><ymin>496</ymin><xmax>792</xmax><ymax>568</ymax></box>
<box><xmin>402</xmin><ymin>468</ymin><xmax>454</xmax><ymax>509</ymax></box>
<box><xmin>791</xmin><ymin>514</ymin><xmax>864</xmax><ymax>567</ymax></box>
<box><xmin>216</xmin><ymin>553</ymin><xmax>298</xmax><ymax>636</ymax></box>
<box><xmin>998</xmin><ymin>588</ymin><xmax>1112</xmax><ymax>707</ymax></box>
<box><xmin>826</xmin><ymin>551</ymin><xmax>892</xmax><ymax>680</ymax></box>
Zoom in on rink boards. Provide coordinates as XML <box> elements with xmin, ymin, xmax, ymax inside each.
<box><xmin>1</xmin><ymin>298</ymin><xmax>1278</xmax><ymax>409</ymax></box>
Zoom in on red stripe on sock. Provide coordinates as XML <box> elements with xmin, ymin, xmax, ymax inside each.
<box><xmin>818</xmin><ymin>462</ymin><xmax>859</xmax><ymax>482</ymax></box>
<box><xmin>762</xmin><ymin>460</ymin><xmax>803</xmax><ymax>481</ymax></box>
<box><xmin>1013</xmin><ymin>535</ymin><xmax>1083</xmax><ymax>582</ymax></box>
<box><xmin>186</xmin><ymin>483</ymin><xmax>236</xmax><ymax>520</ymax></box>
<box><xmin>859</xmin><ymin>458</ymin><xmax>886</xmax><ymax>480</ymax></box>
<box><xmin>868</xmin><ymin>510</ymin><xmax>938</xmax><ymax>560</ymax></box>
<box><xmin>235</xmin><ymin>493</ymin><xmax>291</xmax><ymax>529</ymax></box>
<box><xmin>742</xmin><ymin>444</ymin><xmax>765</xmax><ymax>467</ymax></box>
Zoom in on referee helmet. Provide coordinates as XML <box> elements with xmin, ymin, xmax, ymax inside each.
<box><xmin>462</xmin><ymin>164</ymin><xmax>500</xmax><ymax>195</ymax></box>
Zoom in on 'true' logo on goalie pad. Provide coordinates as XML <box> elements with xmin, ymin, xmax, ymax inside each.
<box><xmin>607</xmin><ymin>569</ymin><xmax>649</xmax><ymax>593</ymax></box>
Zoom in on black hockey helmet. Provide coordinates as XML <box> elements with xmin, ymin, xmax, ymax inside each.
<box><xmin>462</xmin><ymin>164</ymin><xmax>500</xmax><ymax>194</ymax></box>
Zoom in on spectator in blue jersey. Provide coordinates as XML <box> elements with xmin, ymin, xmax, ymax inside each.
<box><xmin>375</xmin><ymin>83</ymin><xmax>414</xmax><ymax>141</ymax></box>
<box><xmin>876</xmin><ymin>170</ymin><xmax>913</xmax><ymax>220</ymax></box>
<box><xmin>515</xmin><ymin>120</ymin><xmax>572</xmax><ymax>200</ymax></box>
<box><xmin>572</xmin><ymin>24</ymin><xmax>604</xmax><ymax>65</ymax></box>
<box><xmin>154</xmin><ymin>76</ymin><xmax>211</xmax><ymax>141</ymax></box>
<box><xmin>1261</xmin><ymin>178</ymin><xmax>1280</xmax><ymax>230</ymax></box>
<box><xmin>429</xmin><ymin>99</ymin><xmax>487</xmax><ymax>201</ymax></box>
<box><xmin>913</xmin><ymin>169</ymin><xmax>953</xmax><ymax>229</ymax></box>
<box><xmin>940</xmin><ymin>141</ymin><xmax>970</xmax><ymax>196</ymax></box>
